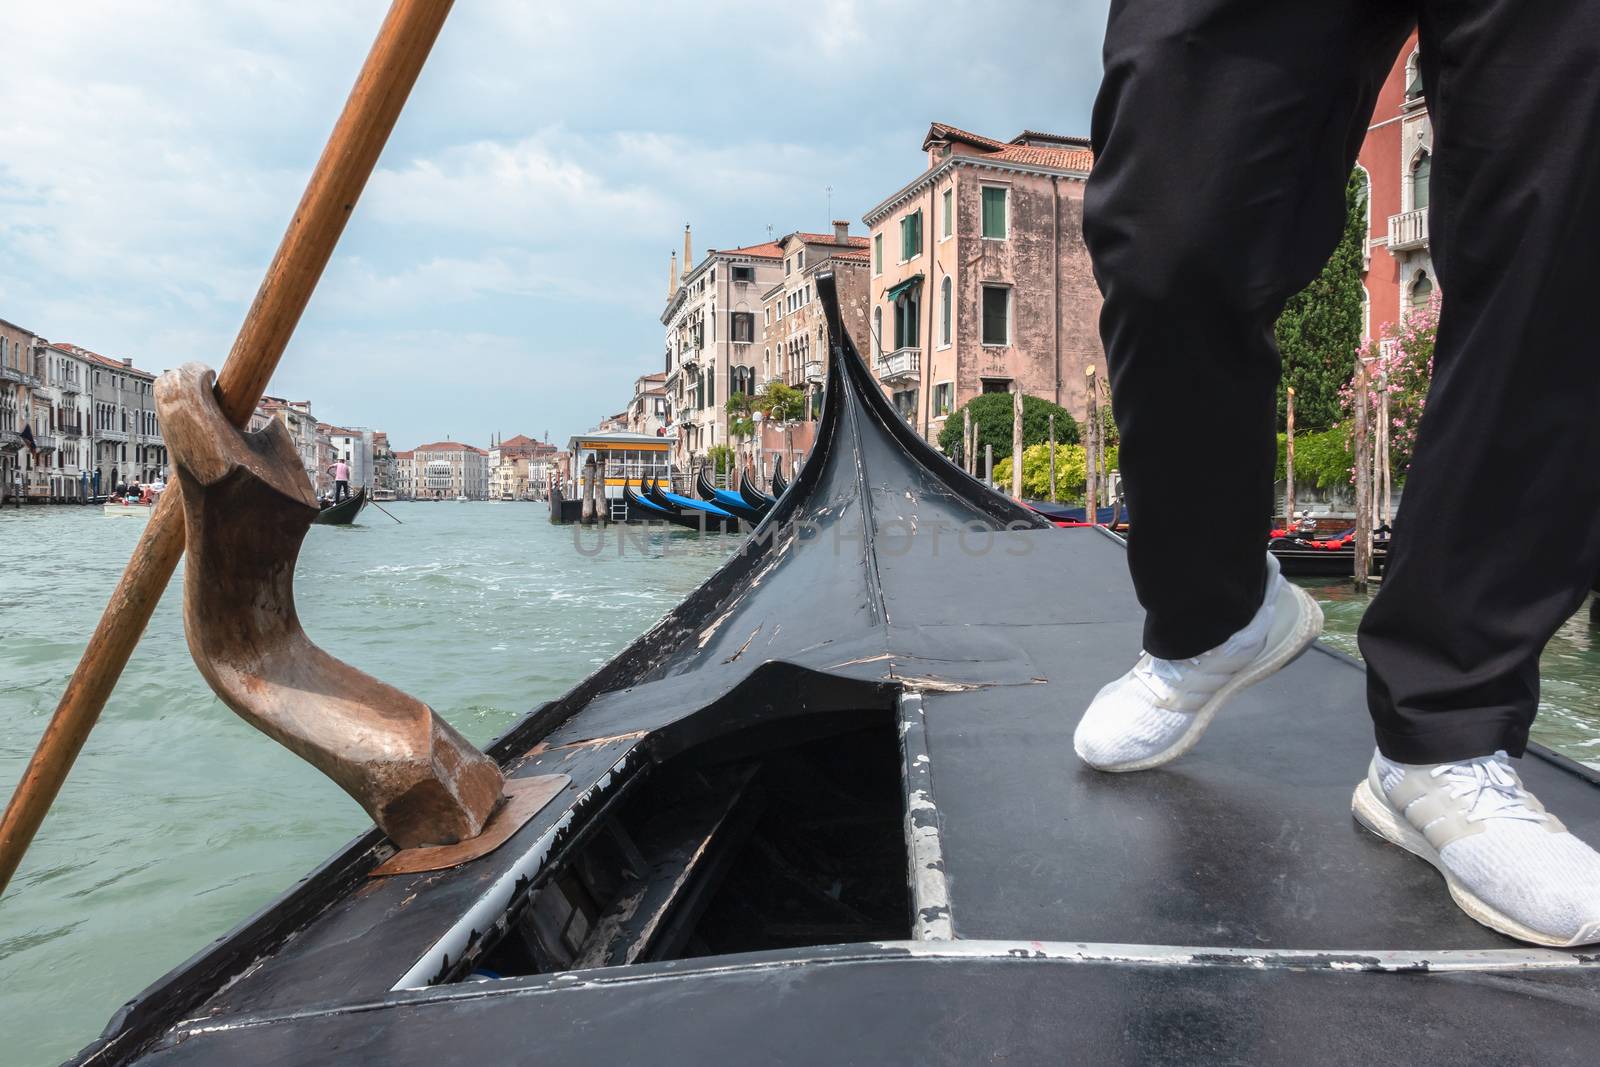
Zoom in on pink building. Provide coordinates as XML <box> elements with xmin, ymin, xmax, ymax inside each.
<box><xmin>1358</xmin><ymin>31</ymin><xmax>1434</xmax><ymax>341</ymax></box>
<box><xmin>862</xmin><ymin>123</ymin><xmax>1105</xmax><ymax>444</ymax></box>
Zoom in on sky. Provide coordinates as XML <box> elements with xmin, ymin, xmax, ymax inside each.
<box><xmin>0</xmin><ymin>1</ymin><xmax>1108</xmax><ymax>450</ymax></box>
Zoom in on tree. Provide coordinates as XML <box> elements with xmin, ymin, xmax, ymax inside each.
<box><xmin>1275</xmin><ymin>169</ymin><xmax>1368</xmax><ymax>431</ymax></box>
<box><xmin>705</xmin><ymin>444</ymin><xmax>734</xmax><ymax>477</ymax></box>
<box><xmin>1347</xmin><ymin>290</ymin><xmax>1438</xmax><ymax>479</ymax></box>
<box><xmin>992</xmin><ymin>442</ymin><xmax>1119</xmax><ymax>502</ymax></box>
<box><xmin>935</xmin><ymin>393</ymin><xmax>1079</xmax><ymax>463</ymax></box>
<box><xmin>755</xmin><ymin>380</ymin><xmax>805</xmax><ymax>423</ymax></box>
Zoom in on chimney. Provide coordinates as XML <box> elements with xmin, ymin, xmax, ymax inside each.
<box><xmin>682</xmin><ymin>224</ymin><xmax>693</xmax><ymax>280</ymax></box>
<box><xmin>122</xmin><ymin>357</ymin><xmax>133</xmax><ymax>368</ymax></box>
<box><xmin>668</xmin><ymin>250</ymin><xmax>678</xmax><ymax>299</ymax></box>
<box><xmin>833</xmin><ymin>220</ymin><xmax>850</xmax><ymax>243</ymax></box>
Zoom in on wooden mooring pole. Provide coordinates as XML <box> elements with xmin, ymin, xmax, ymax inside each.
<box><xmin>1285</xmin><ymin>386</ymin><xmax>1296</xmax><ymax>525</ymax></box>
<box><xmin>1352</xmin><ymin>358</ymin><xmax>1372</xmax><ymax>590</ymax></box>
<box><xmin>0</xmin><ymin>0</ymin><xmax>458</xmax><ymax>898</ymax></box>
<box><xmin>1048</xmin><ymin>412</ymin><xmax>1057</xmax><ymax>503</ymax></box>
<box><xmin>1011</xmin><ymin>384</ymin><xmax>1024</xmax><ymax>500</ymax></box>
<box><xmin>1084</xmin><ymin>366</ymin><xmax>1100</xmax><ymax>524</ymax></box>
<box><xmin>963</xmin><ymin>406</ymin><xmax>974</xmax><ymax>477</ymax></box>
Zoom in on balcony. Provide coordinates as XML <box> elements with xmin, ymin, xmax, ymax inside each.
<box><xmin>32</xmin><ymin>434</ymin><xmax>57</xmax><ymax>452</ymax></box>
<box><xmin>99</xmin><ymin>428</ymin><xmax>128</xmax><ymax>442</ymax></box>
<box><xmin>1387</xmin><ymin>208</ymin><xmax>1429</xmax><ymax>252</ymax></box>
<box><xmin>804</xmin><ymin>359</ymin><xmax>825</xmax><ymax>384</ymax></box>
<box><xmin>876</xmin><ymin>347</ymin><xmax>920</xmax><ymax>384</ymax></box>
<box><xmin>1</xmin><ymin>365</ymin><xmax>41</xmax><ymax>387</ymax></box>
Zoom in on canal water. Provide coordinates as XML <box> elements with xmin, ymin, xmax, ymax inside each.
<box><xmin>1</xmin><ymin>505</ymin><xmax>1597</xmax><ymax>1064</ymax></box>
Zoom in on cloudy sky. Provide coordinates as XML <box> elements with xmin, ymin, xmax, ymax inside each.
<box><xmin>0</xmin><ymin>1</ymin><xmax>1108</xmax><ymax>449</ymax></box>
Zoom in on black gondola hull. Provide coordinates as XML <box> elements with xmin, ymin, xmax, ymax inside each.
<box><xmin>312</xmin><ymin>488</ymin><xmax>367</xmax><ymax>525</ymax></box>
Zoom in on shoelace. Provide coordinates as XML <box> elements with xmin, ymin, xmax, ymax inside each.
<box><xmin>1432</xmin><ymin>752</ymin><xmax>1548</xmax><ymax>825</ymax></box>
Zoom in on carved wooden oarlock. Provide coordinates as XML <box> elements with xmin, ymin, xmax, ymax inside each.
<box><xmin>154</xmin><ymin>363</ymin><xmax>554</xmax><ymax>858</ymax></box>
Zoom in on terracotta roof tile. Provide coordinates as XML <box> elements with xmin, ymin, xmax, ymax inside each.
<box><xmin>715</xmin><ymin>241</ymin><xmax>784</xmax><ymax>259</ymax></box>
<box><xmin>922</xmin><ymin>121</ymin><xmax>1094</xmax><ymax>172</ymax></box>
<box><xmin>794</xmin><ymin>231</ymin><xmax>870</xmax><ymax>249</ymax></box>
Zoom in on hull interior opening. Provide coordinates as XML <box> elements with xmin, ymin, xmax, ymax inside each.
<box><xmin>462</xmin><ymin>716</ymin><xmax>910</xmax><ymax>981</ymax></box>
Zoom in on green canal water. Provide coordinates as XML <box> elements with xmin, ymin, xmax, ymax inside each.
<box><xmin>1</xmin><ymin>507</ymin><xmax>1597</xmax><ymax>1064</ymax></box>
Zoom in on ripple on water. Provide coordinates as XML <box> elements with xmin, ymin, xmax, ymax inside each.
<box><xmin>0</xmin><ymin>503</ymin><xmax>734</xmax><ymax>1065</ymax></box>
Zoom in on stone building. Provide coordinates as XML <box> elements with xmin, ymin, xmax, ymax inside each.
<box><xmin>38</xmin><ymin>343</ymin><xmax>95</xmax><ymax>499</ymax></box>
<box><xmin>756</xmin><ymin>224</ymin><xmax>871</xmax><ymax>477</ymax></box>
<box><xmin>393</xmin><ymin>450</ymin><xmax>415</xmax><ymax>499</ymax></box>
<box><xmin>0</xmin><ymin>317</ymin><xmax>41</xmax><ymax>500</ymax></box>
<box><xmin>660</xmin><ymin>225</ymin><xmax>785</xmax><ymax>470</ymax></box>
<box><xmin>321</xmin><ymin>424</ymin><xmax>376</xmax><ymax>490</ymax></box>
<box><xmin>487</xmin><ymin>433</ymin><xmax>554</xmax><ymax>500</ymax></box>
<box><xmin>862</xmin><ymin>123</ymin><xmax>1104</xmax><ymax>446</ymax></box>
<box><xmin>76</xmin><ymin>346</ymin><xmax>164</xmax><ymax>491</ymax></box>
<box><xmin>1359</xmin><ymin>31</ymin><xmax>1435</xmax><ymax>340</ymax></box>
<box><xmin>411</xmin><ymin>440</ymin><xmax>489</xmax><ymax>500</ymax></box>
<box><xmin>371</xmin><ymin>431</ymin><xmax>395</xmax><ymax>496</ymax></box>
<box><xmin>627</xmin><ymin>372</ymin><xmax>669</xmax><ymax>438</ymax></box>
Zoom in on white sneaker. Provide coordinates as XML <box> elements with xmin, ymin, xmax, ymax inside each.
<box><xmin>1352</xmin><ymin>749</ymin><xmax>1600</xmax><ymax>947</ymax></box>
<box><xmin>1074</xmin><ymin>555</ymin><xmax>1323</xmax><ymax>772</ymax></box>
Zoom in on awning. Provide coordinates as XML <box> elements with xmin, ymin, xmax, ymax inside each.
<box><xmin>884</xmin><ymin>274</ymin><xmax>924</xmax><ymax>303</ymax></box>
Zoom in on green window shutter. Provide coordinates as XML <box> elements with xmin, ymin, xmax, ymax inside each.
<box><xmin>941</xmin><ymin>276</ymin><xmax>952</xmax><ymax>345</ymax></box>
<box><xmin>942</xmin><ymin>188</ymin><xmax>953</xmax><ymax>237</ymax></box>
<box><xmin>982</xmin><ymin>287</ymin><xmax>1009</xmax><ymax>345</ymax></box>
<box><xmin>912</xmin><ymin>211</ymin><xmax>922</xmax><ymax>255</ymax></box>
<box><xmin>982</xmin><ymin>187</ymin><xmax>1007</xmax><ymax>238</ymax></box>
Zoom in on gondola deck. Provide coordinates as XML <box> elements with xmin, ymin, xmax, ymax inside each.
<box><xmin>74</xmin><ymin>275</ymin><xmax>1600</xmax><ymax>1065</ymax></box>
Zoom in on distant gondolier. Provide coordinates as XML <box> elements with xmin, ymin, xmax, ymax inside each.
<box><xmin>328</xmin><ymin>457</ymin><xmax>351</xmax><ymax>502</ymax></box>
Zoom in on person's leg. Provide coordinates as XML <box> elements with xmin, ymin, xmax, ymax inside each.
<box><xmin>1350</xmin><ymin>0</ymin><xmax>1600</xmax><ymax>946</ymax></box>
<box><xmin>1084</xmin><ymin>0</ymin><xmax>1416</xmax><ymax>659</ymax></box>
<box><xmin>1359</xmin><ymin>0</ymin><xmax>1600</xmax><ymax>761</ymax></box>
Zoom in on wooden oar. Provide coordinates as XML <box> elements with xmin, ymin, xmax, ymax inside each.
<box><xmin>0</xmin><ymin>0</ymin><xmax>456</xmax><ymax>898</ymax></box>
<box><xmin>370</xmin><ymin>496</ymin><xmax>404</xmax><ymax>524</ymax></box>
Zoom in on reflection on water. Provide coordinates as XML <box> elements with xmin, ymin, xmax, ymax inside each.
<box><xmin>0</xmin><ymin>503</ymin><xmax>737</xmax><ymax>1066</ymax></box>
<box><xmin>1297</xmin><ymin>579</ymin><xmax>1600</xmax><ymax>767</ymax></box>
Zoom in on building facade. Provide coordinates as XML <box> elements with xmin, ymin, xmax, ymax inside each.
<box><xmin>1359</xmin><ymin>32</ymin><xmax>1435</xmax><ymax>342</ymax></box>
<box><xmin>321</xmin><ymin>425</ymin><xmax>376</xmax><ymax>490</ymax></box>
<box><xmin>627</xmin><ymin>372</ymin><xmax>669</xmax><ymax>438</ymax></box>
<box><xmin>38</xmin><ymin>343</ymin><xmax>95</xmax><ymax>499</ymax></box>
<box><xmin>660</xmin><ymin>226</ymin><xmax>785</xmax><ymax>469</ymax></box>
<box><xmin>75</xmin><ymin>346</ymin><xmax>164</xmax><ymax>493</ymax></box>
<box><xmin>393</xmin><ymin>450</ymin><xmax>415</xmax><ymax>499</ymax></box>
<box><xmin>862</xmin><ymin>124</ymin><xmax>1104</xmax><ymax>447</ymax></box>
<box><xmin>0</xmin><ymin>318</ymin><xmax>41</xmax><ymax>500</ymax></box>
<box><xmin>411</xmin><ymin>440</ymin><xmax>489</xmax><ymax>500</ymax></box>
<box><xmin>253</xmin><ymin>397</ymin><xmax>320</xmax><ymax>491</ymax></box>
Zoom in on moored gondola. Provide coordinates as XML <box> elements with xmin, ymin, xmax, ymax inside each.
<box><xmin>769</xmin><ymin>455</ymin><xmax>789</xmax><ymax>497</ymax></box>
<box><xmin>312</xmin><ymin>488</ymin><xmax>367</xmax><ymax>526</ymax></box>
<box><xmin>64</xmin><ymin>273</ymin><xmax>1600</xmax><ymax>1067</ymax></box>
<box><xmin>645</xmin><ymin>477</ymin><xmax>741</xmax><ymax>533</ymax></box>
<box><xmin>738</xmin><ymin>467</ymin><xmax>776</xmax><ymax>514</ymax></box>
<box><xmin>1268</xmin><ymin>528</ymin><xmax>1390</xmax><ymax>578</ymax></box>
<box><xmin>695</xmin><ymin>465</ymin><xmax>769</xmax><ymax>524</ymax></box>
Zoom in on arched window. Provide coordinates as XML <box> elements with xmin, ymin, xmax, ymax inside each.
<box><xmin>1352</xmin><ymin>164</ymin><xmax>1371</xmax><ymax>242</ymax></box>
<box><xmin>1408</xmin><ymin>272</ymin><xmax>1434</xmax><ymax>312</ymax></box>
<box><xmin>1411</xmin><ymin>151</ymin><xmax>1431</xmax><ymax>211</ymax></box>
<box><xmin>940</xmin><ymin>276</ymin><xmax>952</xmax><ymax>346</ymax></box>
<box><xmin>1404</xmin><ymin>49</ymin><xmax>1423</xmax><ymax>100</ymax></box>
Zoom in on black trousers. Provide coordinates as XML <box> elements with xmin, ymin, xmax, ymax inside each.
<box><xmin>334</xmin><ymin>480</ymin><xmax>349</xmax><ymax>503</ymax></box>
<box><xmin>1083</xmin><ymin>0</ymin><xmax>1600</xmax><ymax>762</ymax></box>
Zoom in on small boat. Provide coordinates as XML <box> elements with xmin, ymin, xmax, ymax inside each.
<box><xmin>1025</xmin><ymin>499</ymin><xmax>1123</xmax><ymax>527</ymax></box>
<box><xmin>312</xmin><ymin>488</ymin><xmax>367</xmax><ymax>526</ymax></box>
<box><xmin>66</xmin><ymin>280</ymin><xmax>1600</xmax><ymax>1065</ymax></box>
<box><xmin>455</xmin><ymin>495</ymin><xmax>469</xmax><ymax>502</ymax></box>
<box><xmin>1268</xmin><ymin>527</ymin><xmax>1389</xmax><ymax>578</ymax></box>
<box><xmin>738</xmin><ymin>467</ymin><xmax>776</xmax><ymax>513</ymax></box>
<box><xmin>644</xmin><ymin>477</ymin><xmax>740</xmax><ymax>533</ymax></box>
<box><xmin>769</xmin><ymin>455</ymin><xmax>789</xmax><ymax>497</ymax></box>
<box><xmin>695</xmin><ymin>466</ymin><xmax>768</xmax><ymax>524</ymax></box>
<box><xmin>102</xmin><ymin>498</ymin><xmax>154</xmax><ymax>518</ymax></box>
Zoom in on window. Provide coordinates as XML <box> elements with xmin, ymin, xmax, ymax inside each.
<box><xmin>893</xmin><ymin>287</ymin><xmax>920</xmax><ymax>350</ymax></box>
<box><xmin>1411</xmin><ymin>151</ymin><xmax>1431</xmax><ymax>211</ymax></box>
<box><xmin>981</xmin><ymin>186</ymin><xmax>1008</xmax><ymax>239</ymax></box>
<box><xmin>932</xmin><ymin>382</ymin><xmax>953</xmax><ymax>418</ymax></box>
<box><xmin>1409</xmin><ymin>272</ymin><xmax>1434</xmax><ymax>311</ymax></box>
<box><xmin>899</xmin><ymin>211</ymin><xmax>922</xmax><ymax>261</ymax></box>
<box><xmin>797</xmin><ymin>251</ymin><xmax>805</xmax><ymax>269</ymax></box>
<box><xmin>981</xmin><ymin>378</ymin><xmax>1011</xmax><ymax>395</ymax></box>
<box><xmin>731</xmin><ymin>311</ymin><xmax>755</xmax><ymax>344</ymax></box>
<box><xmin>981</xmin><ymin>285</ymin><xmax>1010</xmax><ymax>345</ymax></box>
<box><xmin>873</xmin><ymin>307</ymin><xmax>883</xmax><ymax>357</ymax></box>
<box><xmin>785</xmin><ymin>257</ymin><xmax>792</xmax><ymax>277</ymax></box>
<box><xmin>732</xmin><ymin>265</ymin><xmax>755</xmax><ymax>283</ymax></box>
<box><xmin>1404</xmin><ymin>50</ymin><xmax>1423</xmax><ymax>100</ymax></box>
<box><xmin>940</xmin><ymin>276</ymin><xmax>952</xmax><ymax>346</ymax></box>
<box><xmin>942</xmin><ymin>188</ymin><xmax>953</xmax><ymax>238</ymax></box>
<box><xmin>872</xmin><ymin>233</ymin><xmax>883</xmax><ymax>274</ymax></box>
<box><xmin>892</xmin><ymin>389</ymin><xmax>918</xmax><ymax>422</ymax></box>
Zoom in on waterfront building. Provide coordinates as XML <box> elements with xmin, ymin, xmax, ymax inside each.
<box><xmin>627</xmin><ymin>372</ymin><xmax>669</xmax><ymax>438</ymax></box>
<box><xmin>487</xmin><ymin>433</ymin><xmax>555</xmax><ymax>500</ymax></box>
<box><xmin>411</xmin><ymin>440</ymin><xmax>489</xmax><ymax>500</ymax></box>
<box><xmin>755</xmin><ymin>224</ymin><xmax>871</xmax><ymax>478</ymax></box>
<box><xmin>862</xmin><ymin>123</ymin><xmax>1104</xmax><ymax>446</ymax></box>
<box><xmin>0</xmin><ymin>317</ymin><xmax>42</xmax><ymax>501</ymax></box>
<box><xmin>393</xmin><ymin>450</ymin><xmax>415</xmax><ymax>499</ymax></box>
<box><xmin>321</xmin><ymin>424</ymin><xmax>376</xmax><ymax>490</ymax></box>
<box><xmin>73</xmin><ymin>345</ymin><xmax>165</xmax><ymax>492</ymax></box>
<box><xmin>1358</xmin><ymin>31</ymin><xmax>1434</xmax><ymax>340</ymax></box>
<box><xmin>38</xmin><ymin>343</ymin><xmax>95</xmax><ymax>500</ymax></box>
<box><xmin>371</xmin><ymin>432</ymin><xmax>395</xmax><ymax>497</ymax></box>
<box><xmin>660</xmin><ymin>225</ymin><xmax>785</xmax><ymax>470</ymax></box>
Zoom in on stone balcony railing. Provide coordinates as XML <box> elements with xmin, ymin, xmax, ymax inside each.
<box><xmin>876</xmin><ymin>347</ymin><xmax>920</xmax><ymax>384</ymax></box>
<box><xmin>1</xmin><ymin>365</ymin><xmax>41</xmax><ymax>387</ymax></box>
<box><xmin>804</xmin><ymin>359</ymin><xmax>825</xmax><ymax>384</ymax></box>
<box><xmin>1387</xmin><ymin>208</ymin><xmax>1429</xmax><ymax>252</ymax></box>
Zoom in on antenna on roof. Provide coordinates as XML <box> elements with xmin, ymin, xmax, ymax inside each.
<box><xmin>826</xmin><ymin>185</ymin><xmax>833</xmax><ymax>221</ymax></box>
<box><xmin>765</xmin><ymin>224</ymin><xmax>773</xmax><ymax>240</ymax></box>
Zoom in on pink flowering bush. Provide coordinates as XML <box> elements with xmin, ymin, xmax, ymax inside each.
<box><xmin>1340</xmin><ymin>291</ymin><xmax>1439</xmax><ymax>480</ymax></box>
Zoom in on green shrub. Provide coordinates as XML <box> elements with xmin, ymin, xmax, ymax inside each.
<box><xmin>1275</xmin><ymin>426</ymin><xmax>1352</xmax><ymax>490</ymax></box>
<box><xmin>992</xmin><ymin>442</ymin><xmax>1117</xmax><ymax>501</ymax></box>
<box><xmin>936</xmin><ymin>393</ymin><xmax>1079</xmax><ymax>462</ymax></box>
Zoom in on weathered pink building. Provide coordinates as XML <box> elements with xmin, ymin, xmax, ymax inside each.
<box><xmin>863</xmin><ymin>123</ymin><xmax>1105</xmax><ymax>444</ymax></box>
